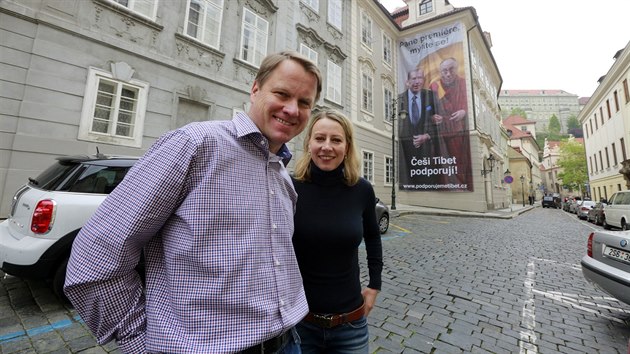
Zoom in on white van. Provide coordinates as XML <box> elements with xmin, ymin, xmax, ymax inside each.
<box><xmin>603</xmin><ymin>190</ymin><xmax>630</xmax><ymax>230</ymax></box>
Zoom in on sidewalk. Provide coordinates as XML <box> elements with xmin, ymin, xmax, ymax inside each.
<box><xmin>390</xmin><ymin>201</ymin><xmax>538</xmax><ymax>219</ymax></box>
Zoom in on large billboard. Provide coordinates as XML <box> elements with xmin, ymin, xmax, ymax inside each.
<box><xmin>397</xmin><ymin>22</ymin><xmax>473</xmax><ymax>192</ymax></box>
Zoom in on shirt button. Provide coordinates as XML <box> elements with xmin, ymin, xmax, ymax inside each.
<box><xmin>270</xmin><ymin>190</ymin><xmax>275</xmax><ymax>195</ymax></box>
<box><xmin>280</xmin><ymin>299</ymin><xmax>285</xmax><ymax>306</ymax></box>
<box><xmin>261</xmin><ymin>140</ymin><xmax>266</xmax><ymax>145</ymax></box>
<box><xmin>272</xmin><ymin>224</ymin><xmax>277</xmax><ymax>229</ymax></box>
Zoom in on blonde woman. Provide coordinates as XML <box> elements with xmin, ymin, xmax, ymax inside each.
<box><xmin>292</xmin><ymin>110</ymin><xmax>383</xmax><ymax>353</ymax></box>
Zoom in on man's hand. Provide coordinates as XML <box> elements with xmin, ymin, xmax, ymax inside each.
<box><xmin>432</xmin><ymin>114</ymin><xmax>444</xmax><ymax>125</ymax></box>
<box><xmin>449</xmin><ymin>110</ymin><xmax>466</xmax><ymax>122</ymax></box>
<box><xmin>413</xmin><ymin>134</ymin><xmax>431</xmax><ymax>148</ymax></box>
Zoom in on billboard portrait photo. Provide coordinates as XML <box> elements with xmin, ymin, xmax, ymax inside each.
<box><xmin>397</xmin><ymin>22</ymin><xmax>473</xmax><ymax>192</ymax></box>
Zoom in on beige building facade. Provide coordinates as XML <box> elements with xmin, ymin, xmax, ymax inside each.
<box><xmin>579</xmin><ymin>40</ymin><xmax>630</xmax><ymax>202</ymax></box>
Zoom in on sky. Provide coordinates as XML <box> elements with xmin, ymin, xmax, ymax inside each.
<box><xmin>379</xmin><ymin>0</ymin><xmax>630</xmax><ymax>98</ymax></box>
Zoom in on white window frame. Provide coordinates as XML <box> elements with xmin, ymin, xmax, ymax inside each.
<box><xmin>384</xmin><ymin>155</ymin><xmax>393</xmax><ymax>186</ymax></box>
<box><xmin>240</xmin><ymin>8</ymin><xmax>269</xmax><ymax>67</ymax></box>
<box><xmin>184</xmin><ymin>0</ymin><xmax>224</xmax><ymax>49</ymax></box>
<box><xmin>419</xmin><ymin>0</ymin><xmax>433</xmax><ymax>15</ymax></box>
<box><xmin>109</xmin><ymin>0</ymin><xmax>158</xmax><ymax>19</ymax></box>
<box><xmin>361</xmin><ymin>71</ymin><xmax>373</xmax><ymax>113</ymax></box>
<box><xmin>361</xmin><ymin>10</ymin><xmax>372</xmax><ymax>50</ymax></box>
<box><xmin>301</xmin><ymin>0</ymin><xmax>318</xmax><ymax>12</ymax></box>
<box><xmin>362</xmin><ymin>150</ymin><xmax>374</xmax><ymax>183</ymax></box>
<box><xmin>300</xmin><ymin>43</ymin><xmax>318</xmax><ymax>65</ymax></box>
<box><xmin>78</xmin><ymin>67</ymin><xmax>149</xmax><ymax>148</ymax></box>
<box><xmin>326</xmin><ymin>60</ymin><xmax>342</xmax><ymax>104</ymax></box>
<box><xmin>327</xmin><ymin>0</ymin><xmax>342</xmax><ymax>30</ymax></box>
<box><xmin>382</xmin><ymin>32</ymin><xmax>392</xmax><ymax>66</ymax></box>
<box><xmin>384</xmin><ymin>86</ymin><xmax>393</xmax><ymax>123</ymax></box>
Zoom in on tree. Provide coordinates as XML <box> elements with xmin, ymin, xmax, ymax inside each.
<box><xmin>547</xmin><ymin>114</ymin><xmax>561</xmax><ymax>139</ymax></box>
<box><xmin>557</xmin><ymin>138</ymin><xmax>588</xmax><ymax>196</ymax></box>
<box><xmin>567</xmin><ymin>115</ymin><xmax>580</xmax><ymax>130</ymax></box>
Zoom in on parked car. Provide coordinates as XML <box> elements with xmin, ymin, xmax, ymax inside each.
<box><xmin>375</xmin><ymin>198</ymin><xmax>390</xmax><ymax>234</ymax></box>
<box><xmin>0</xmin><ymin>154</ymin><xmax>139</xmax><ymax>300</ymax></box>
<box><xmin>577</xmin><ymin>200</ymin><xmax>596</xmax><ymax>220</ymax></box>
<box><xmin>569</xmin><ymin>199</ymin><xmax>583</xmax><ymax>214</ymax></box>
<box><xmin>604</xmin><ymin>190</ymin><xmax>630</xmax><ymax>230</ymax></box>
<box><xmin>542</xmin><ymin>195</ymin><xmax>561</xmax><ymax>209</ymax></box>
<box><xmin>581</xmin><ymin>230</ymin><xmax>630</xmax><ymax>306</ymax></box>
<box><xmin>587</xmin><ymin>202</ymin><xmax>607</xmax><ymax>226</ymax></box>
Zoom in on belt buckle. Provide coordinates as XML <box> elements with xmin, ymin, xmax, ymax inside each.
<box><xmin>312</xmin><ymin>313</ymin><xmax>335</xmax><ymax>328</ymax></box>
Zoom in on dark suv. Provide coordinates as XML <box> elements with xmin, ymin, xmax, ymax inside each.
<box><xmin>0</xmin><ymin>154</ymin><xmax>138</xmax><ymax>300</ymax></box>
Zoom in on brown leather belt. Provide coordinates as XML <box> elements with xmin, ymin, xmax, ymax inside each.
<box><xmin>239</xmin><ymin>331</ymin><xmax>290</xmax><ymax>354</ymax></box>
<box><xmin>304</xmin><ymin>303</ymin><xmax>365</xmax><ymax>329</ymax></box>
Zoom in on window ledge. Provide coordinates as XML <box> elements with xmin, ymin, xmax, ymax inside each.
<box><xmin>93</xmin><ymin>0</ymin><xmax>164</xmax><ymax>32</ymax></box>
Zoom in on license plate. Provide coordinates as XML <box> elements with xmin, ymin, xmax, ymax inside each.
<box><xmin>603</xmin><ymin>246</ymin><xmax>630</xmax><ymax>264</ymax></box>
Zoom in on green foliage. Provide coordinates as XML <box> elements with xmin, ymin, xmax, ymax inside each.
<box><xmin>557</xmin><ymin>139</ymin><xmax>588</xmax><ymax>194</ymax></box>
<box><xmin>548</xmin><ymin>115</ymin><xmax>561</xmax><ymax>137</ymax></box>
<box><xmin>509</xmin><ymin>107</ymin><xmax>528</xmax><ymax>118</ymax></box>
<box><xmin>567</xmin><ymin>115</ymin><xmax>580</xmax><ymax>130</ymax></box>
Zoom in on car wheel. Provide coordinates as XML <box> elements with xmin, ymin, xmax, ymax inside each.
<box><xmin>378</xmin><ymin>213</ymin><xmax>389</xmax><ymax>234</ymax></box>
<box><xmin>595</xmin><ymin>215</ymin><xmax>600</xmax><ymax>225</ymax></box>
<box><xmin>622</xmin><ymin>221</ymin><xmax>629</xmax><ymax>231</ymax></box>
<box><xmin>52</xmin><ymin>257</ymin><xmax>70</xmax><ymax>303</ymax></box>
<box><xmin>603</xmin><ymin>220</ymin><xmax>611</xmax><ymax>230</ymax></box>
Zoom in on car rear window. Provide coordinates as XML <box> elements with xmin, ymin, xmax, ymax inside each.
<box><xmin>30</xmin><ymin>160</ymin><xmax>81</xmax><ymax>191</ymax></box>
<box><xmin>68</xmin><ymin>165</ymin><xmax>131</xmax><ymax>194</ymax></box>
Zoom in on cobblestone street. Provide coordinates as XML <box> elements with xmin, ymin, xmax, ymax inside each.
<box><xmin>2</xmin><ymin>206</ymin><xmax>630</xmax><ymax>353</ymax></box>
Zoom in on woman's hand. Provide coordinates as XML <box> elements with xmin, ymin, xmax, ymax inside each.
<box><xmin>361</xmin><ymin>287</ymin><xmax>380</xmax><ymax>316</ymax></box>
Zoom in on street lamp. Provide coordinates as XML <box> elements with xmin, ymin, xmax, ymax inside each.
<box><xmin>390</xmin><ymin>98</ymin><xmax>407</xmax><ymax>211</ymax></box>
<box><xmin>520</xmin><ymin>175</ymin><xmax>525</xmax><ymax>207</ymax></box>
<box><xmin>481</xmin><ymin>155</ymin><xmax>496</xmax><ymax>176</ymax></box>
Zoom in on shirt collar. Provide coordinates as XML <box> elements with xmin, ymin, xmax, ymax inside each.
<box><xmin>233</xmin><ymin>112</ymin><xmax>293</xmax><ymax>166</ymax></box>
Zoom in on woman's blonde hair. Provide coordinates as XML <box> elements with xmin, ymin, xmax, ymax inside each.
<box><xmin>293</xmin><ymin>110</ymin><xmax>360</xmax><ymax>186</ymax></box>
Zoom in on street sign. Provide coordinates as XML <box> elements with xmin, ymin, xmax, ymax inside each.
<box><xmin>504</xmin><ymin>175</ymin><xmax>513</xmax><ymax>184</ymax></box>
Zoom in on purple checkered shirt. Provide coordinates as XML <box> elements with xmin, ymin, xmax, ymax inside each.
<box><xmin>64</xmin><ymin>113</ymin><xmax>308</xmax><ymax>353</ymax></box>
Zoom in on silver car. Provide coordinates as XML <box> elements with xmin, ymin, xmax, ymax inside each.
<box><xmin>581</xmin><ymin>230</ymin><xmax>630</xmax><ymax>305</ymax></box>
<box><xmin>576</xmin><ymin>200</ymin><xmax>596</xmax><ymax>220</ymax></box>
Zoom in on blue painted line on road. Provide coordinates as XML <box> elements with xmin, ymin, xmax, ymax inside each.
<box><xmin>0</xmin><ymin>315</ymin><xmax>83</xmax><ymax>343</ymax></box>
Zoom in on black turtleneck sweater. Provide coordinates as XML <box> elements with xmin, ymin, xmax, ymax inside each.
<box><xmin>292</xmin><ymin>164</ymin><xmax>383</xmax><ymax>314</ymax></box>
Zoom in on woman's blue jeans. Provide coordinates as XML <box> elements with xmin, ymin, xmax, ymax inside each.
<box><xmin>295</xmin><ymin>317</ymin><xmax>369</xmax><ymax>354</ymax></box>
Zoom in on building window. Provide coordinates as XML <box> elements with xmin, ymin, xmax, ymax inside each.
<box><xmin>382</xmin><ymin>33</ymin><xmax>392</xmax><ymax>65</ymax></box>
<box><xmin>614</xmin><ymin>90</ymin><xmax>620</xmax><ymax>111</ymax></box>
<box><xmin>584</xmin><ymin>123</ymin><xmax>589</xmax><ymax>138</ymax></box>
<box><xmin>328</xmin><ymin>0</ymin><xmax>342</xmax><ymax>30</ymax></box>
<box><xmin>79</xmin><ymin>66</ymin><xmax>148</xmax><ymax>148</ymax></box>
<box><xmin>362</xmin><ymin>151</ymin><xmax>374</xmax><ymax>182</ymax></box>
<box><xmin>589</xmin><ymin>156</ymin><xmax>593</xmax><ymax>172</ymax></box>
<box><xmin>599</xmin><ymin>106</ymin><xmax>604</xmax><ymax>122</ymax></box>
<box><xmin>109</xmin><ymin>0</ymin><xmax>158</xmax><ymax>19</ymax></box>
<box><xmin>606</xmin><ymin>99</ymin><xmax>611</xmax><ymax>118</ymax></box>
<box><xmin>605</xmin><ymin>147</ymin><xmax>610</xmax><ymax>168</ymax></box>
<box><xmin>599</xmin><ymin>151</ymin><xmax>604</xmax><ymax>170</ymax></box>
<box><xmin>326</xmin><ymin>60</ymin><xmax>342</xmax><ymax>104</ymax></box>
<box><xmin>185</xmin><ymin>0</ymin><xmax>224</xmax><ymax>49</ymax></box>
<box><xmin>623</xmin><ymin>79</ymin><xmax>630</xmax><ymax>103</ymax></box>
<box><xmin>361</xmin><ymin>71</ymin><xmax>373</xmax><ymax>113</ymax></box>
<box><xmin>593</xmin><ymin>154</ymin><xmax>598</xmax><ymax>172</ymax></box>
<box><xmin>300</xmin><ymin>43</ymin><xmax>318</xmax><ymax>65</ymax></box>
<box><xmin>361</xmin><ymin>11</ymin><xmax>372</xmax><ymax>49</ymax></box>
<box><xmin>385</xmin><ymin>156</ymin><xmax>393</xmax><ymax>185</ymax></box>
<box><xmin>621</xmin><ymin>138</ymin><xmax>627</xmax><ymax>161</ymax></box>
<box><xmin>594</xmin><ymin>116</ymin><xmax>598</xmax><ymax>129</ymax></box>
<box><xmin>384</xmin><ymin>87</ymin><xmax>393</xmax><ymax>123</ymax></box>
<box><xmin>612</xmin><ymin>143</ymin><xmax>618</xmax><ymax>165</ymax></box>
<box><xmin>240</xmin><ymin>8</ymin><xmax>268</xmax><ymax>67</ymax></box>
<box><xmin>419</xmin><ymin>0</ymin><xmax>433</xmax><ymax>15</ymax></box>
<box><xmin>301</xmin><ymin>0</ymin><xmax>318</xmax><ymax>12</ymax></box>
<box><xmin>589</xmin><ymin>120</ymin><xmax>593</xmax><ymax>135</ymax></box>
